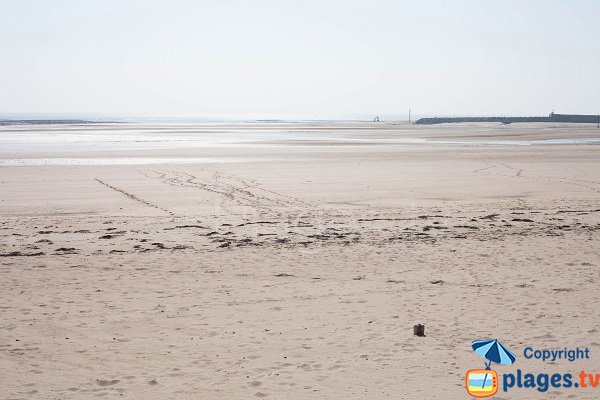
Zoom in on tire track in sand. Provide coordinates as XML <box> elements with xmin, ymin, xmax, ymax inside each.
<box><xmin>143</xmin><ymin>169</ymin><xmax>313</xmax><ymax>212</ymax></box>
<box><xmin>95</xmin><ymin>178</ymin><xmax>172</xmax><ymax>215</ymax></box>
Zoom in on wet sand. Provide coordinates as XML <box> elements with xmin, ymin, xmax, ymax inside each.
<box><xmin>1</xmin><ymin>122</ymin><xmax>599</xmax><ymax>399</ymax></box>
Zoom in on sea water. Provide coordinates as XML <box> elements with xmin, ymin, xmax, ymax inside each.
<box><xmin>1</xmin><ymin>123</ymin><xmax>598</xmax><ymax>166</ymax></box>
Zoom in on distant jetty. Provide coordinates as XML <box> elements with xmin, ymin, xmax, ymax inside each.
<box><xmin>415</xmin><ymin>112</ymin><xmax>600</xmax><ymax>125</ymax></box>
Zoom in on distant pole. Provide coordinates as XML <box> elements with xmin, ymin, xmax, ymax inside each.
<box><xmin>408</xmin><ymin>109</ymin><xmax>411</xmax><ymax>123</ymax></box>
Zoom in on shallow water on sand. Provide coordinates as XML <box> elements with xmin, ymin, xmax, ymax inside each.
<box><xmin>1</xmin><ymin>123</ymin><xmax>599</xmax><ymax>166</ymax></box>
<box><xmin>0</xmin><ymin>157</ymin><xmax>296</xmax><ymax>167</ymax></box>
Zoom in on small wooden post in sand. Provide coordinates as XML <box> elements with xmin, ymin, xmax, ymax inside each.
<box><xmin>413</xmin><ymin>324</ymin><xmax>425</xmax><ymax>337</ymax></box>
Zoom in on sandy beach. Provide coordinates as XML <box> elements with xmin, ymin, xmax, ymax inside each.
<box><xmin>1</xmin><ymin>121</ymin><xmax>599</xmax><ymax>399</ymax></box>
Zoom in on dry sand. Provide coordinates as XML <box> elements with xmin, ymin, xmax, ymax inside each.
<box><xmin>1</xmin><ymin>122</ymin><xmax>599</xmax><ymax>399</ymax></box>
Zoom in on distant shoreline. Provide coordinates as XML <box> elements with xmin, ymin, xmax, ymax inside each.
<box><xmin>0</xmin><ymin>119</ymin><xmax>124</xmax><ymax>126</ymax></box>
<box><xmin>2</xmin><ymin>113</ymin><xmax>600</xmax><ymax>126</ymax></box>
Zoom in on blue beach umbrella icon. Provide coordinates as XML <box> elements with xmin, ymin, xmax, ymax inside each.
<box><xmin>471</xmin><ymin>339</ymin><xmax>516</xmax><ymax>389</ymax></box>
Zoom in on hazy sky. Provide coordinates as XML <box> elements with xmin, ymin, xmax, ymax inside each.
<box><xmin>1</xmin><ymin>0</ymin><xmax>599</xmax><ymax>119</ymax></box>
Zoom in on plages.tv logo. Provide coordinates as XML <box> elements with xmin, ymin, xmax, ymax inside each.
<box><xmin>466</xmin><ymin>339</ymin><xmax>516</xmax><ymax>398</ymax></box>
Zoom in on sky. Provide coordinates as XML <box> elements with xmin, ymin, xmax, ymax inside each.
<box><xmin>1</xmin><ymin>0</ymin><xmax>599</xmax><ymax>119</ymax></box>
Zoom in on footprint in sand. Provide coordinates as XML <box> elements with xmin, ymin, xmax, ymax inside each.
<box><xmin>95</xmin><ymin>379</ymin><xmax>120</xmax><ymax>386</ymax></box>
